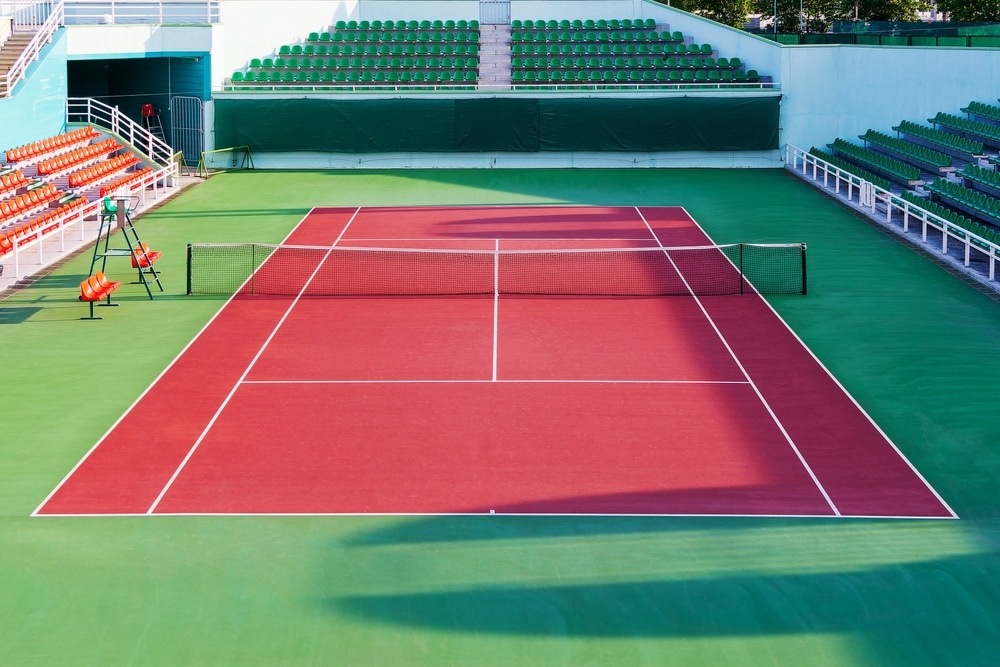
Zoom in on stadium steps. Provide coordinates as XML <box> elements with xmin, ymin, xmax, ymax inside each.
<box><xmin>0</xmin><ymin>31</ymin><xmax>36</xmax><ymax>95</ymax></box>
<box><xmin>476</xmin><ymin>23</ymin><xmax>511</xmax><ymax>89</ymax></box>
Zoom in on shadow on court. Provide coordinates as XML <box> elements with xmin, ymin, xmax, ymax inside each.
<box><xmin>323</xmin><ymin>515</ymin><xmax>999</xmax><ymax>666</ymax></box>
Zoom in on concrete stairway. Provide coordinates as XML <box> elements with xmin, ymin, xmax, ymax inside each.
<box><xmin>0</xmin><ymin>32</ymin><xmax>37</xmax><ymax>96</ymax></box>
<box><xmin>476</xmin><ymin>23</ymin><xmax>511</xmax><ymax>91</ymax></box>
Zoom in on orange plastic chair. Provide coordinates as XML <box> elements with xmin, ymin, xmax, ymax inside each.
<box><xmin>95</xmin><ymin>271</ymin><xmax>121</xmax><ymax>293</ymax></box>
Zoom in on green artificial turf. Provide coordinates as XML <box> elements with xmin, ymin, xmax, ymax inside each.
<box><xmin>2</xmin><ymin>168</ymin><xmax>999</xmax><ymax>666</ymax></box>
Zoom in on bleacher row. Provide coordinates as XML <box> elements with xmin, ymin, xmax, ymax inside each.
<box><xmin>814</xmin><ymin>99</ymin><xmax>1000</xmax><ymax>247</ymax></box>
<box><xmin>0</xmin><ymin>128</ymin><xmax>150</xmax><ymax>259</ymax></box>
<box><xmin>234</xmin><ymin>21</ymin><xmax>482</xmax><ymax>89</ymax></box>
<box><xmin>229</xmin><ymin>17</ymin><xmax>762</xmax><ymax>91</ymax></box>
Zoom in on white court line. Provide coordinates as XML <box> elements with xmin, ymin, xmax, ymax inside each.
<box><xmin>493</xmin><ymin>239</ymin><xmax>499</xmax><ymax>382</ymax></box>
<box><xmin>145</xmin><ymin>207</ymin><xmax>363</xmax><ymax>515</ymax></box>
<box><xmin>33</xmin><ymin>510</ymin><xmax>957</xmax><ymax>520</ymax></box>
<box><xmin>341</xmin><ymin>237</ymin><xmax>661</xmax><ymax>242</ymax></box>
<box><xmin>31</xmin><ymin>208</ymin><xmax>323</xmax><ymax>518</ymax></box>
<box><xmin>242</xmin><ymin>379</ymin><xmax>750</xmax><ymax>385</ymax></box>
<box><xmin>634</xmin><ymin>206</ymin><xmax>842</xmax><ymax>517</ymax></box>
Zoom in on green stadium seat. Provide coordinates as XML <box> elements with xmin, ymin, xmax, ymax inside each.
<box><xmin>747</xmin><ymin>69</ymin><xmax>760</xmax><ymax>82</ymax></box>
<box><xmin>231</xmin><ymin>70</ymin><xmax>244</xmax><ymax>82</ymax></box>
<box><xmin>359</xmin><ymin>20</ymin><xmax>370</xmax><ymax>30</ymax></box>
<box><xmin>729</xmin><ymin>57</ymin><xmax>742</xmax><ymax>68</ymax></box>
<box><xmin>322</xmin><ymin>70</ymin><xmax>334</xmax><ymax>82</ymax></box>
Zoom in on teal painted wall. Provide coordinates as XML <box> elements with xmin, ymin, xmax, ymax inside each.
<box><xmin>67</xmin><ymin>55</ymin><xmax>210</xmax><ymax>145</ymax></box>
<box><xmin>0</xmin><ymin>29</ymin><xmax>68</xmax><ymax>150</ymax></box>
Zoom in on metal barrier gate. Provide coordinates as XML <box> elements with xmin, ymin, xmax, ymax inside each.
<box><xmin>479</xmin><ymin>0</ymin><xmax>510</xmax><ymax>25</ymax></box>
<box><xmin>169</xmin><ymin>95</ymin><xmax>204</xmax><ymax>170</ymax></box>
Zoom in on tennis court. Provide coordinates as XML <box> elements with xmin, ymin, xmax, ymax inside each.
<box><xmin>35</xmin><ymin>205</ymin><xmax>952</xmax><ymax>517</ymax></box>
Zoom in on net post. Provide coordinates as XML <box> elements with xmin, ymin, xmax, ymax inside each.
<box><xmin>739</xmin><ymin>243</ymin><xmax>744</xmax><ymax>295</ymax></box>
<box><xmin>800</xmin><ymin>243</ymin><xmax>808</xmax><ymax>295</ymax></box>
<box><xmin>186</xmin><ymin>243</ymin><xmax>192</xmax><ymax>295</ymax></box>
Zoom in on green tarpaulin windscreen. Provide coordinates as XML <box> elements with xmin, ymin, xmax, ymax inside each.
<box><xmin>214</xmin><ymin>96</ymin><xmax>779</xmax><ymax>153</ymax></box>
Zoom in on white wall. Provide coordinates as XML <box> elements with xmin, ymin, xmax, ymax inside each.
<box><xmin>511</xmin><ymin>1</ymin><xmax>636</xmax><ymax>22</ymax></box>
<box><xmin>780</xmin><ymin>45</ymin><xmax>1000</xmax><ymax>151</ymax></box>
<box><xmin>65</xmin><ymin>24</ymin><xmax>216</xmax><ymax>59</ymax></box>
<box><xmin>640</xmin><ymin>3</ymin><xmax>782</xmax><ymax>81</ymax></box>
<box><xmin>218</xmin><ymin>0</ymin><xmax>357</xmax><ymax>72</ymax></box>
<box><xmin>361</xmin><ymin>1</ymin><xmax>477</xmax><ymax>21</ymax></box>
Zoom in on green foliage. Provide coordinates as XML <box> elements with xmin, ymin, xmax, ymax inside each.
<box><xmin>753</xmin><ymin>0</ymin><xmax>931</xmax><ymax>31</ymax></box>
<box><xmin>699</xmin><ymin>0</ymin><xmax>757</xmax><ymax>27</ymax></box>
<box><xmin>936</xmin><ymin>0</ymin><xmax>1000</xmax><ymax>21</ymax></box>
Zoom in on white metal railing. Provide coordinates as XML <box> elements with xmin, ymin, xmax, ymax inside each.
<box><xmin>219</xmin><ymin>81</ymin><xmax>780</xmax><ymax>94</ymax></box>
<box><xmin>0</xmin><ymin>0</ymin><xmax>55</xmax><ymax>28</ymax></box>
<box><xmin>61</xmin><ymin>0</ymin><xmax>219</xmax><ymax>25</ymax></box>
<box><xmin>66</xmin><ymin>96</ymin><xmax>174</xmax><ymax>166</ymax></box>
<box><xmin>786</xmin><ymin>143</ymin><xmax>1000</xmax><ymax>284</ymax></box>
<box><xmin>0</xmin><ymin>1</ymin><xmax>62</xmax><ymax>97</ymax></box>
<box><xmin>0</xmin><ymin>160</ymin><xmax>177</xmax><ymax>284</ymax></box>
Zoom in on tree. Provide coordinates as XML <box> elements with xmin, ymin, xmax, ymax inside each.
<box><xmin>849</xmin><ymin>0</ymin><xmax>931</xmax><ymax>21</ymax></box>
<box><xmin>698</xmin><ymin>0</ymin><xmax>756</xmax><ymax>27</ymax></box>
<box><xmin>936</xmin><ymin>0</ymin><xmax>1000</xmax><ymax>21</ymax></box>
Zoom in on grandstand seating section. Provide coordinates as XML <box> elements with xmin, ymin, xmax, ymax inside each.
<box><xmin>508</xmin><ymin>20</ymin><xmax>758</xmax><ymax>89</ymax></box>
<box><xmin>228</xmin><ymin>17</ymin><xmax>761</xmax><ymax>90</ymax></box>
<box><xmin>0</xmin><ymin>127</ymin><xmax>151</xmax><ymax>259</ymax></box>
<box><xmin>816</xmin><ymin>99</ymin><xmax>1000</xmax><ymax>256</ymax></box>
<box><xmin>234</xmin><ymin>18</ymin><xmax>482</xmax><ymax>89</ymax></box>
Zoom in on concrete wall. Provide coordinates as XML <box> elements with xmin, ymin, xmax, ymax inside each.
<box><xmin>218</xmin><ymin>1</ymin><xmax>357</xmax><ymax>73</ymax></box>
<box><xmin>641</xmin><ymin>3</ymin><xmax>783</xmax><ymax>83</ymax></box>
<box><xmin>0</xmin><ymin>28</ymin><xmax>67</xmax><ymax>149</ymax></box>
<box><xmin>779</xmin><ymin>45</ymin><xmax>1000</xmax><ymax>151</ymax></box>
<box><xmin>361</xmin><ymin>1</ymin><xmax>477</xmax><ymax>22</ymax></box>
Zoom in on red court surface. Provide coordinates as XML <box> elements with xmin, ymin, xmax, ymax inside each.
<box><xmin>36</xmin><ymin>206</ymin><xmax>956</xmax><ymax>518</ymax></box>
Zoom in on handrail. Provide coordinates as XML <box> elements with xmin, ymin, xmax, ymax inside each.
<box><xmin>0</xmin><ymin>160</ymin><xmax>176</xmax><ymax>285</ymax></box>
<box><xmin>785</xmin><ymin>143</ymin><xmax>1000</xmax><ymax>285</ymax></box>
<box><xmin>61</xmin><ymin>0</ymin><xmax>219</xmax><ymax>25</ymax></box>
<box><xmin>219</xmin><ymin>81</ymin><xmax>780</xmax><ymax>94</ymax></box>
<box><xmin>0</xmin><ymin>0</ymin><xmax>62</xmax><ymax>98</ymax></box>
<box><xmin>66</xmin><ymin>96</ymin><xmax>174</xmax><ymax>166</ymax></box>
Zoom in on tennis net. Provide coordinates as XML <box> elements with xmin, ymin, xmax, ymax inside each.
<box><xmin>186</xmin><ymin>243</ymin><xmax>807</xmax><ymax>296</ymax></box>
